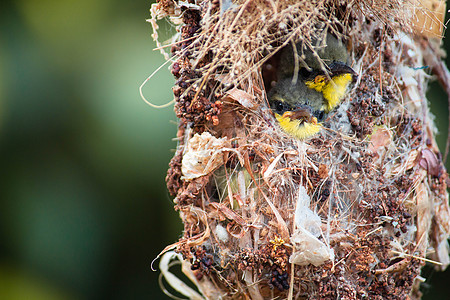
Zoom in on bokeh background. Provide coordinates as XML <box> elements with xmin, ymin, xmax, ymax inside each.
<box><xmin>0</xmin><ymin>1</ymin><xmax>449</xmax><ymax>299</ymax></box>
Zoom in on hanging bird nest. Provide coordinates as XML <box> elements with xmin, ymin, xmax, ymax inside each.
<box><xmin>149</xmin><ymin>0</ymin><xmax>450</xmax><ymax>299</ymax></box>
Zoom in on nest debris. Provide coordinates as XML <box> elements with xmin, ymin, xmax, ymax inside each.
<box><xmin>149</xmin><ymin>0</ymin><xmax>450</xmax><ymax>299</ymax></box>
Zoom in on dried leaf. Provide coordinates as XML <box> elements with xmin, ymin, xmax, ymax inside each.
<box><xmin>419</xmin><ymin>148</ymin><xmax>440</xmax><ymax>176</ymax></box>
<box><xmin>224</xmin><ymin>87</ymin><xmax>258</xmax><ymax>109</ymax></box>
<box><xmin>181</xmin><ymin>132</ymin><xmax>229</xmax><ymax>180</ymax></box>
<box><xmin>159</xmin><ymin>252</ymin><xmax>205</xmax><ymax>300</ymax></box>
<box><xmin>416</xmin><ymin>181</ymin><xmax>431</xmax><ymax>256</ymax></box>
<box><xmin>208</xmin><ymin>202</ymin><xmax>247</xmax><ymax>226</ymax></box>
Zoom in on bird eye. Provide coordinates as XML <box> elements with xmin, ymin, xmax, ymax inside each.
<box><xmin>299</xmin><ymin>68</ymin><xmax>313</xmax><ymax>78</ymax></box>
<box><xmin>272</xmin><ymin>100</ymin><xmax>285</xmax><ymax>113</ymax></box>
<box><xmin>316</xmin><ymin>110</ymin><xmax>325</xmax><ymax>122</ymax></box>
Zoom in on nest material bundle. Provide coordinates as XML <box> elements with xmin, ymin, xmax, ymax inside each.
<box><xmin>151</xmin><ymin>0</ymin><xmax>450</xmax><ymax>299</ymax></box>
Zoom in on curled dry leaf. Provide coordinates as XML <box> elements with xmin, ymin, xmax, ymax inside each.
<box><xmin>419</xmin><ymin>148</ymin><xmax>440</xmax><ymax>177</ymax></box>
<box><xmin>208</xmin><ymin>202</ymin><xmax>248</xmax><ymax>226</ymax></box>
<box><xmin>159</xmin><ymin>252</ymin><xmax>205</xmax><ymax>300</ymax></box>
<box><xmin>224</xmin><ymin>87</ymin><xmax>258</xmax><ymax>109</ymax></box>
<box><xmin>226</xmin><ymin>221</ymin><xmax>247</xmax><ymax>239</ymax></box>
<box><xmin>181</xmin><ymin>132</ymin><xmax>230</xmax><ymax>180</ymax></box>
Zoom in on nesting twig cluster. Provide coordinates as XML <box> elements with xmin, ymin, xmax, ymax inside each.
<box><xmin>150</xmin><ymin>0</ymin><xmax>450</xmax><ymax>299</ymax></box>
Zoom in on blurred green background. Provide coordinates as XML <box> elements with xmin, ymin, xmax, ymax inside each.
<box><xmin>0</xmin><ymin>0</ymin><xmax>181</xmax><ymax>299</ymax></box>
<box><xmin>0</xmin><ymin>1</ymin><xmax>449</xmax><ymax>299</ymax></box>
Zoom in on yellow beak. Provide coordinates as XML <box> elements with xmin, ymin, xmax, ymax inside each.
<box><xmin>282</xmin><ymin>109</ymin><xmax>317</xmax><ymax>124</ymax></box>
